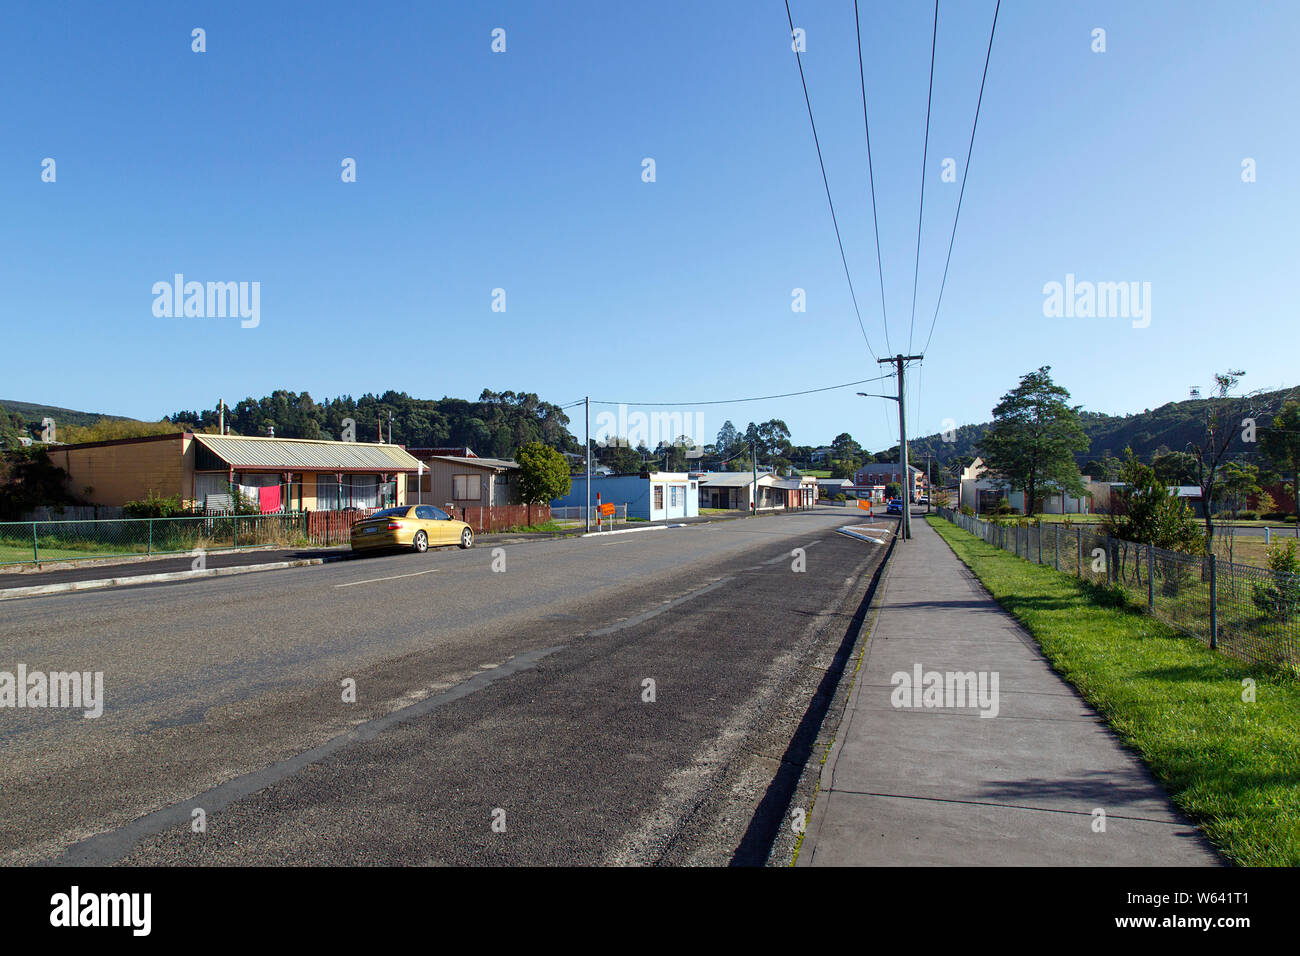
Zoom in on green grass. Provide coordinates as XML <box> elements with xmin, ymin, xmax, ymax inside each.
<box><xmin>926</xmin><ymin>514</ymin><xmax>1300</xmax><ymax>866</ymax></box>
<box><xmin>501</xmin><ymin>521</ymin><xmax>567</xmax><ymax>534</ymax></box>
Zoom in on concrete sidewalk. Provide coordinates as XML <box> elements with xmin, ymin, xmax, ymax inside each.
<box><xmin>798</xmin><ymin>516</ymin><xmax>1219</xmax><ymax>866</ymax></box>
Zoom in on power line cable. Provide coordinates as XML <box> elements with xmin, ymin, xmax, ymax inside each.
<box><xmin>920</xmin><ymin>0</ymin><xmax>1001</xmax><ymax>356</ymax></box>
<box><xmin>590</xmin><ymin>373</ymin><xmax>894</xmax><ymax>408</ymax></box>
<box><xmin>783</xmin><ymin>0</ymin><xmax>878</xmax><ymax>361</ymax></box>
<box><xmin>854</xmin><ymin>0</ymin><xmax>892</xmax><ymax>356</ymax></box>
<box><xmin>907</xmin><ymin>0</ymin><xmax>940</xmax><ymax>353</ymax></box>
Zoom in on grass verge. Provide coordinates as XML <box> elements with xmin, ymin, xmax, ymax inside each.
<box><xmin>926</xmin><ymin>514</ymin><xmax>1300</xmax><ymax>866</ymax></box>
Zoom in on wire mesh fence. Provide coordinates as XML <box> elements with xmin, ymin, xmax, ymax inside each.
<box><xmin>0</xmin><ymin>514</ymin><xmax>311</xmax><ymax>566</ymax></box>
<box><xmin>938</xmin><ymin>508</ymin><xmax>1300</xmax><ymax>671</ymax></box>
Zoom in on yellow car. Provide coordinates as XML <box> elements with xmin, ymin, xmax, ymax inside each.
<box><xmin>350</xmin><ymin>505</ymin><xmax>474</xmax><ymax>554</ymax></box>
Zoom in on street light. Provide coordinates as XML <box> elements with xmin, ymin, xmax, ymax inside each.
<box><xmin>857</xmin><ymin>390</ymin><xmax>911</xmax><ymax>539</ymax></box>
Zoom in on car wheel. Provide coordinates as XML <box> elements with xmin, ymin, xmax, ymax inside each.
<box><xmin>459</xmin><ymin>528</ymin><xmax>473</xmax><ymax>549</ymax></box>
<box><xmin>413</xmin><ymin>530</ymin><xmax>428</xmax><ymax>553</ymax></box>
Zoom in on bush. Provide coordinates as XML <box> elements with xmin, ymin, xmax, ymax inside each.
<box><xmin>833</xmin><ymin>493</ymin><xmax>846</xmax><ymax>501</ymax></box>
<box><xmin>1252</xmin><ymin>539</ymin><xmax>1300</xmax><ymax>622</ymax></box>
<box><xmin>960</xmin><ymin>504</ymin><xmax>975</xmax><ymax>517</ymax></box>
<box><xmin>123</xmin><ymin>491</ymin><xmax>189</xmax><ymax>518</ymax></box>
<box><xmin>995</xmin><ymin>500</ymin><xmax>1014</xmax><ymax>515</ymax></box>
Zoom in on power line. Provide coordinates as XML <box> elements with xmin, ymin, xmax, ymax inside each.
<box><xmin>907</xmin><ymin>0</ymin><xmax>940</xmax><ymax>354</ymax></box>
<box><xmin>920</xmin><ymin>0</ymin><xmax>1001</xmax><ymax>357</ymax></box>
<box><xmin>590</xmin><ymin>373</ymin><xmax>894</xmax><ymax>408</ymax></box>
<box><xmin>854</xmin><ymin>0</ymin><xmax>892</xmax><ymax>357</ymax></box>
<box><xmin>783</xmin><ymin>0</ymin><xmax>878</xmax><ymax>361</ymax></box>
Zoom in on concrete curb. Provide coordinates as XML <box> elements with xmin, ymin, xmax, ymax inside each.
<box><xmin>0</xmin><ymin>556</ymin><xmax>348</xmax><ymax>601</ymax></box>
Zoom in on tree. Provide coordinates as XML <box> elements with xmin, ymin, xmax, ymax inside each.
<box><xmin>829</xmin><ymin>459</ymin><xmax>856</xmax><ymax>480</ymax></box>
<box><xmin>1261</xmin><ymin>401</ymin><xmax>1300</xmax><ymax>520</ymax></box>
<box><xmin>885</xmin><ymin>482</ymin><xmax>902</xmax><ymax>501</ymax></box>
<box><xmin>978</xmin><ymin>367</ymin><xmax>1089</xmax><ymax>515</ymax></box>
<box><xmin>715</xmin><ymin>421</ymin><xmax>739</xmax><ymax>457</ymax></box>
<box><xmin>831</xmin><ymin>432</ymin><xmax>862</xmax><ymax>463</ymax></box>
<box><xmin>757</xmin><ymin>419</ymin><xmax>792</xmax><ymax>464</ymax></box>
<box><xmin>1152</xmin><ymin>451</ymin><xmax>1198</xmax><ymax>486</ymax></box>
<box><xmin>1101</xmin><ymin>455</ymin><xmax>1204</xmax><ymax>553</ymax></box>
<box><xmin>1082</xmin><ymin>456</ymin><xmax>1124</xmax><ymax>482</ymax></box>
<box><xmin>1187</xmin><ymin>370</ymin><xmax>1258</xmax><ymax>546</ymax></box>
<box><xmin>515</xmin><ymin>442</ymin><xmax>571</xmax><ymax>509</ymax></box>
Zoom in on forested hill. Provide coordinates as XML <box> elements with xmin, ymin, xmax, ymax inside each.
<box><xmin>899</xmin><ymin>386</ymin><xmax>1300</xmax><ymax>475</ymax></box>
<box><xmin>168</xmin><ymin>389</ymin><xmax>578</xmax><ymax>458</ymax></box>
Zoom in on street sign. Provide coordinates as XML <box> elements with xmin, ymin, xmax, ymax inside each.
<box><xmin>599</xmin><ymin>503</ymin><xmax>615</xmax><ymax>516</ymax></box>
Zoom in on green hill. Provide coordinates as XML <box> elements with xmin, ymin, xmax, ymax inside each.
<box><xmin>0</xmin><ymin>400</ymin><xmax>133</xmax><ymax>430</ymax></box>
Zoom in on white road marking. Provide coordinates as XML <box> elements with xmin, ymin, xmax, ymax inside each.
<box><xmin>334</xmin><ymin>569</ymin><xmax>439</xmax><ymax>588</ymax></box>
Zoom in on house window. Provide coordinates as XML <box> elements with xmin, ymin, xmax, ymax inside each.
<box><xmin>670</xmin><ymin>485</ymin><xmax>682</xmax><ymax>508</ymax></box>
<box><xmin>653</xmin><ymin>485</ymin><xmax>664</xmax><ymax>510</ymax></box>
<box><xmin>453</xmin><ymin>474</ymin><xmax>482</xmax><ymax>500</ymax></box>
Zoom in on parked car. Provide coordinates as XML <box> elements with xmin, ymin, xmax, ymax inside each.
<box><xmin>350</xmin><ymin>505</ymin><xmax>473</xmax><ymax>554</ymax></box>
<box><xmin>886</xmin><ymin>499</ymin><xmax>903</xmax><ymax>515</ymax></box>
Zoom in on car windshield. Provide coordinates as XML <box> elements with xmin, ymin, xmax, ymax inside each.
<box><xmin>365</xmin><ymin>507</ymin><xmax>409</xmax><ymax>520</ymax></box>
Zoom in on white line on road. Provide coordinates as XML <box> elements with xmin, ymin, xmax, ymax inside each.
<box><xmin>333</xmin><ymin>569</ymin><xmax>439</xmax><ymax>588</ymax></box>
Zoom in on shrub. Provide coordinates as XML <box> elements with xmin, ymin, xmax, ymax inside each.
<box><xmin>960</xmin><ymin>504</ymin><xmax>975</xmax><ymax>517</ymax></box>
<box><xmin>1251</xmin><ymin>539</ymin><xmax>1300</xmax><ymax>622</ymax></box>
<box><xmin>123</xmin><ymin>491</ymin><xmax>189</xmax><ymax>518</ymax></box>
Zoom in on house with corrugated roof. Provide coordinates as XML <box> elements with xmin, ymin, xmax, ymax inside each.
<box><xmin>51</xmin><ymin>432</ymin><xmax>423</xmax><ymax>511</ymax></box>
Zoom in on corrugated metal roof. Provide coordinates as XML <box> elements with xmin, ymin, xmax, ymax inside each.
<box><xmin>193</xmin><ymin>434</ymin><xmax>422</xmax><ymax>471</ymax></box>
<box><xmin>425</xmin><ymin>455</ymin><xmax>518</xmax><ymax>471</ymax></box>
<box><xmin>698</xmin><ymin>472</ymin><xmax>757</xmax><ymax>487</ymax></box>
<box><xmin>771</xmin><ymin>479</ymin><xmax>802</xmax><ymax>490</ymax></box>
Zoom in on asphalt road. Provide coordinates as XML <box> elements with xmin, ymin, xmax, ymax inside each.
<box><xmin>0</xmin><ymin>509</ymin><xmax>888</xmax><ymax>866</ymax></box>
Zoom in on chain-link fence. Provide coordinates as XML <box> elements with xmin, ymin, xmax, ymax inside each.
<box><xmin>938</xmin><ymin>508</ymin><xmax>1300</xmax><ymax>670</ymax></box>
<box><xmin>0</xmin><ymin>513</ymin><xmax>311</xmax><ymax>567</ymax></box>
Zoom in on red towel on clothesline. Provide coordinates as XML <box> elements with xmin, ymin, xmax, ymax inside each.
<box><xmin>258</xmin><ymin>485</ymin><xmax>282</xmax><ymax>513</ymax></box>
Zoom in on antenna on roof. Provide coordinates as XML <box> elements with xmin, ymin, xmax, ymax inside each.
<box><xmin>1189</xmin><ymin>386</ymin><xmax>1202</xmax><ymax>400</ymax></box>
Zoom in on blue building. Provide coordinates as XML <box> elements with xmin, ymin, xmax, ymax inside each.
<box><xmin>552</xmin><ymin>472</ymin><xmax>699</xmax><ymax>521</ymax></box>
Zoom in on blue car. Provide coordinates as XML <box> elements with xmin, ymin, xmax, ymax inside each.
<box><xmin>886</xmin><ymin>499</ymin><xmax>903</xmax><ymax>515</ymax></box>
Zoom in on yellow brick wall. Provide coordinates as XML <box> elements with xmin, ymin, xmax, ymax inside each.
<box><xmin>55</xmin><ymin>435</ymin><xmax>188</xmax><ymax>507</ymax></box>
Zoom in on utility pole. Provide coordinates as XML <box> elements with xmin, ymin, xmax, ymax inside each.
<box><xmin>751</xmin><ymin>434</ymin><xmax>758</xmax><ymax>515</ymax></box>
<box><xmin>585</xmin><ymin>397</ymin><xmax>591</xmax><ymax>534</ymax></box>
<box><xmin>863</xmin><ymin>354</ymin><xmax>923</xmax><ymax>539</ymax></box>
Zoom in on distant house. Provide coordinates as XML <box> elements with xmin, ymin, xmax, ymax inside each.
<box><xmin>816</xmin><ymin>478</ymin><xmax>853</xmax><ymax>498</ymax></box>
<box><xmin>960</xmin><ymin>458</ymin><xmax>1101</xmax><ymax>515</ymax></box>
<box><xmin>551</xmin><ymin>472</ymin><xmax>699</xmax><ymax>521</ymax></box>
<box><xmin>408</xmin><ymin>453</ymin><xmax>520</xmax><ymax>511</ymax></box>
<box><xmin>696</xmin><ymin>471</ymin><xmax>794</xmax><ymax>511</ymax></box>
<box><xmin>853</xmin><ymin>462</ymin><xmax>927</xmax><ymax>501</ymax></box>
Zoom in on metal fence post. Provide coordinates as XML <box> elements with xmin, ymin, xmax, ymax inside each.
<box><xmin>1054</xmin><ymin>524</ymin><xmax>1059</xmax><ymax>571</ymax></box>
<box><xmin>1147</xmin><ymin>545</ymin><xmax>1155</xmax><ymax>613</ymax></box>
<box><xmin>1037</xmin><ymin>525</ymin><xmax>1042</xmax><ymax>565</ymax></box>
<box><xmin>235</xmin><ymin>518</ymin><xmax>240</xmax><ymax>550</ymax></box>
<box><xmin>1209</xmin><ymin>554</ymin><xmax>1218</xmax><ymax>649</ymax></box>
<box><xmin>1107</xmin><ymin>537</ymin><xmax>1115</xmax><ymax>585</ymax></box>
<box><xmin>148</xmin><ymin>518</ymin><xmax>153</xmax><ymax>556</ymax></box>
<box><xmin>1076</xmin><ymin>526</ymin><xmax>1082</xmax><ymax>578</ymax></box>
<box><xmin>32</xmin><ymin>522</ymin><xmax>39</xmax><ymax>563</ymax></box>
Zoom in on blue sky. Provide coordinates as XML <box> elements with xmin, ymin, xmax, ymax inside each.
<box><xmin>2</xmin><ymin>1</ymin><xmax>1296</xmax><ymax>453</ymax></box>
